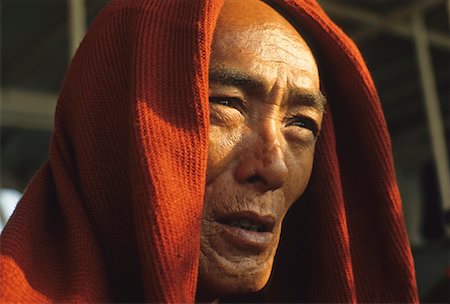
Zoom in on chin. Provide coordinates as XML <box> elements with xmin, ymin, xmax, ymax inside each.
<box><xmin>197</xmin><ymin>227</ymin><xmax>278</xmax><ymax>299</ymax></box>
<box><xmin>197</xmin><ymin>256</ymin><xmax>274</xmax><ymax>299</ymax></box>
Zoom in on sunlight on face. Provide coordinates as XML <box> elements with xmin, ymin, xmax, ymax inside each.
<box><xmin>197</xmin><ymin>0</ymin><xmax>324</xmax><ymax>301</ymax></box>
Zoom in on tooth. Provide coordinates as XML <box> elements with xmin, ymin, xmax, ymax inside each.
<box><xmin>239</xmin><ymin>219</ymin><xmax>252</xmax><ymax>229</ymax></box>
<box><xmin>239</xmin><ymin>219</ymin><xmax>251</xmax><ymax>227</ymax></box>
<box><xmin>226</xmin><ymin>218</ymin><xmax>265</xmax><ymax>231</ymax></box>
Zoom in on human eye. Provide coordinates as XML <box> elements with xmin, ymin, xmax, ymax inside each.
<box><xmin>285</xmin><ymin>116</ymin><xmax>319</xmax><ymax>138</ymax></box>
<box><xmin>209</xmin><ymin>96</ymin><xmax>244</xmax><ymax>111</ymax></box>
<box><xmin>208</xmin><ymin>96</ymin><xmax>245</xmax><ymax>126</ymax></box>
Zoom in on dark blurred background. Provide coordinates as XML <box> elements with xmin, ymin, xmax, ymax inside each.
<box><xmin>1</xmin><ymin>0</ymin><xmax>449</xmax><ymax>302</ymax></box>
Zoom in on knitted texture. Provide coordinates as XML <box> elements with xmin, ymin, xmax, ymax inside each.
<box><xmin>0</xmin><ymin>0</ymin><xmax>418</xmax><ymax>302</ymax></box>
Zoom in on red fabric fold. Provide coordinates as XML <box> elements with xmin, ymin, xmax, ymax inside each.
<box><xmin>0</xmin><ymin>0</ymin><xmax>418</xmax><ymax>302</ymax></box>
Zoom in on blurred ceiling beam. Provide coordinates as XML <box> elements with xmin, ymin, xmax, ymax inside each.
<box><xmin>352</xmin><ymin>0</ymin><xmax>444</xmax><ymax>42</ymax></box>
<box><xmin>1</xmin><ymin>88</ymin><xmax>56</xmax><ymax>130</ymax></box>
<box><xmin>68</xmin><ymin>0</ymin><xmax>87</xmax><ymax>59</ymax></box>
<box><xmin>320</xmin><ymin>0</ymin><xmax>450</xmax><ymax>50</ymax></box>
<box><xmin>448</xmin><ymin>0</ymin><xmax>450</xmax><ymax>27</ymax></box>
<box><xmin>412</xmin><ymin>11</ymin><xmax>450</xmax><ymax>213</ymax></box>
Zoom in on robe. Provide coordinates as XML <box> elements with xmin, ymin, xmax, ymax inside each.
<box><xmin>0</xmin><ymin>0</ymin><xmax>418</xmax><ymax>302</ymax></box>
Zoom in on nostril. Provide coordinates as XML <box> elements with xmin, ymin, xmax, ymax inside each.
<box><xmin>247</xmin><ymin>175</ymin><xmax>261</xmax><ymax>184</ymax></box>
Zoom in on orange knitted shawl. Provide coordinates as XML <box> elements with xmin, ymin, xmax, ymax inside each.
<box><xmin>0</xmin><ymin>0</ymin><xmax>418</xmax><ymax>302</ymax></box>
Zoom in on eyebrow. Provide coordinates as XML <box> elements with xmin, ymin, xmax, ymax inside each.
<box><xmin>290</xmin><ymin>89</ymin><xmax>327</xmax><ymax>112</ymax></box>
<box><xmin>209</xmin><ymin>67</ymin><xmax>327</xmax><ymax>111</ymax></box>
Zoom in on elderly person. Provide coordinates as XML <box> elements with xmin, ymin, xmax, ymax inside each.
<box><xmin>0</xmin><ymin>0</ymin><xmax>418</xmax><ymax>302</ymax></box>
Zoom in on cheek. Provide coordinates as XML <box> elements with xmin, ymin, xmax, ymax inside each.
<box><xmin>284</xmin><ymin>145</ymin><xmax>316</xmax><ymax>206</ymax></box>
<box><xmin>206</xmin><ymin>125</ymin><xmax>245</xmax><ymax>183</ymax></box>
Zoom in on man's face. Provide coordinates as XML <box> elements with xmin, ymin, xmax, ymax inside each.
<box><xmin>198</xmin><ymin>0</ymin><xmax>324</xmax><ymax>299</ymax></box>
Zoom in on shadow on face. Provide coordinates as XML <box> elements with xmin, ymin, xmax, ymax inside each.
<box><xmin>197</xmin><ymin>0</ymin><xmax>324</xmax><ymax>301</ymax></box>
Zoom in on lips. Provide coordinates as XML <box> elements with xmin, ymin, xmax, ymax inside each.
<box><xmin>218</xmin><ymin>211</ymin><xmax>276</xmax><ymax>232</ymax></box>
<box><xmin>227</xmin><ymin>218</ymin><xmax>266</xmax><ymax>232</ymax></box>
<box><xmin>216</xmin><ymin>211</ymin><xmax>276</xmax><ymax>252</ymax></box>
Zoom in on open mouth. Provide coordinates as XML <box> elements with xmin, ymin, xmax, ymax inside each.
<box><xmin>226</xmin><ymin>218</ymin><xmax>266</xmax><ymax>232</ymax></box>
<box><xmin>218</xmin><ymin>212</ymin><xmax>275</xmax><ymax>233</ymax></box>
<box><xmin>214</xmin><ymin>211</ymin><xmax>276</xmax><ymax>252</ymax></box>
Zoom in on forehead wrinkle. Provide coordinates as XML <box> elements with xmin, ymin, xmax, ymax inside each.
<box><xmin>217</xmin><ymin>27</ymin><xmax>311</xmax><ymax>61</ymax></box>
<box><xmin>209</xmin><ymin>66</ymin><xmax>269</xmax><ymax>94</ymax></box>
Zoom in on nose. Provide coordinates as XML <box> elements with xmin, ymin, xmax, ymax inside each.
<box><xmin>234</xmin><ymin>122</ymin><xmax>289</xmax><ymax>193</ymax></box>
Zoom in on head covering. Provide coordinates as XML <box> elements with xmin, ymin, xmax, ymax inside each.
<box><xmin>0</xmin><ymin>0</ymin><xmax>418</xmax><ymax>302</ymax></box>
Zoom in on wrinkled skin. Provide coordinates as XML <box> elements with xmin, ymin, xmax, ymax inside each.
<box><xmin>197</xmin><ymin>0</ymin><xmax>325</xmax><ymax>301</ymax></box>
